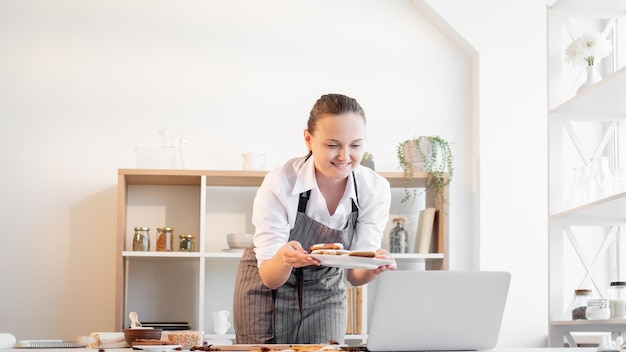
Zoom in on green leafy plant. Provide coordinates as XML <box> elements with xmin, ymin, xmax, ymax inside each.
<box><xmin>360</xmin><ymin>151</ymin><xmax>375</xmax><ymax>170</ymax></box>
<box><xmin>396</xmin><ymin>136</ymin><xmax>453</xmax><ymax>208</ymax></box>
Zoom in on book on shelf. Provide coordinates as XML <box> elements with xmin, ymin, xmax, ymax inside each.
<box><xmin>354</xmin><ymin>285</ymin><xmax>363</xmax><ymax>334</ymax></box>
<box><xmin>415</xmin><ymin>207</ymin><xmax>436</xmax><ymax>253</ymax></box>
<box><xmin>345</xmin><ymin>286</ymin><xmax>363</xmax><ymax>334</ymax></box>
<box><xmin>346</xmin><ymin>286</ymin><xmax>353</xmax><ymax>334</ymax></box>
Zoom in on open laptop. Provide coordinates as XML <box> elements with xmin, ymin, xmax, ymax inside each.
<box><xmin>366</xmin><ymin>270</ymin><xmax>510</xmax><ymax>352</ymax></box>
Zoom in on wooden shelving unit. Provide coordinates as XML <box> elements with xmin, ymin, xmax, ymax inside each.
<box><xmin>115</xmin><ymin>168</ymin><xmax>449</xmax><ymax>342</ymax></box>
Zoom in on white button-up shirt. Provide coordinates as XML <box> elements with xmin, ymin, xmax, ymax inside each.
<box><xmin>252</xmin><ymin>156</ymin><xmax>391</xmax><ymax>266</ymax></box>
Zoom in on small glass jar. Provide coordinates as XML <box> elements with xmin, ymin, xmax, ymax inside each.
<box><xmin>179</xmin><ymin>234</ymin><xmax>196</xmax><ymax>252</ymax></box>
<box><xmin>133</xmin><ymin>227</ymin><xmax>150</xmax><ymax>251</ymax></box>
<box><xmin>586</xmin><ymin>299</ymin><xmax>610</xmax><ymax>320</ymax></box>
<box><xmin>156</xmin><ymin>227</ymin><xmax>174</xmax><ymax>252</ymax></box>
<box><xmin>389</xmin><ymin>217</ymin><xmax>408</xmax><ymax>253</ymax></box>
<box><xmin>572</xmin><ymin>289</ymin><xmax>592</xmax><ymax>320</ymax></box>
<box><xmin>609</xmin><ymin>281</ymin><xmax>626</xmax><ymax>319</ymax></box>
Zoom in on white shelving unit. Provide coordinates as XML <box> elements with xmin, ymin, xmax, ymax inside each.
<box><xmin>548</xmin><ymin>0</ymin><xmax>626</xmax><ymax>346</ymax></box>
<box><xmin>115</xmin><ymin>169</ymin><xmax>449</xmax><ymax>343</ymax></box>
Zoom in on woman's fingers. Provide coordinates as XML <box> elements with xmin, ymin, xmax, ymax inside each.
<box><xmin>283</xmin><ymin>241</ymin><xmax>320</xmax><ymax>267</ymax></box>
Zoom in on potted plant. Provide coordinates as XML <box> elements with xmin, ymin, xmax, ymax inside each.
<box><xmin>396</xmin><ymin>135</ymin><xmax>453</xmax><ymax>207</ymax></box>
<box><xmin>360</xmin><ymin>151</ymin><xmax>375</xmax><ymax>170</ymax></box>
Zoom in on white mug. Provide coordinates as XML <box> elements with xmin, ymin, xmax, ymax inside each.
<box><xmin>212</xmin><ymin>310</ymin><xmax>231</xmax><ymax>335</ymax></box>
<box><xmin>242</xmin><ymin>153</ymin><xmax>266</xmax><ymax>171</ymax></box>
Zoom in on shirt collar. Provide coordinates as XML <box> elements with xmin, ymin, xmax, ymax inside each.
<box><xmin>292</xmin><ymin>156</ymin><xmax>317</xmax><ymax>195</ymax></box>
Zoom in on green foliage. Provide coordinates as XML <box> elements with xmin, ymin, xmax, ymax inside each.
<box><xmin>396</xmin><ymin>136</ymin><xmax>454</xmax><ymax>208</ymax></box>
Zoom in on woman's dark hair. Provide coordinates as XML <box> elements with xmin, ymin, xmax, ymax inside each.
<box><xmin>307</xmin><ymin>93</ymin><xmax>366</xmax><ymax>135</ymax></box>
<box><xmin>306</xmin><ymin>93</ymin><xmax>366</xmax><ymax>157</ymax></box>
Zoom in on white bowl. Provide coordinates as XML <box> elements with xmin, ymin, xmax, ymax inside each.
<box><xmin>227</xmin><ymin>233</ymin><xmax>253</xmax><ymax>249</ymax></box>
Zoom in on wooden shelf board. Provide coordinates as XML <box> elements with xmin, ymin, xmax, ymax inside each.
<box><xmin>120</xmin><ymin>169</ymin><xmax>267</xmax><ymax>186</ymax></box>
<box><xmin>120</xmin><ymin>168</ymin><xmax>449</xmax><ymax>189</ymax></box>
<box><xmin>122</xmin><ymin>251</ymin><xmax>201</xmax><ymax>258</ymax></box>
<box><xmin>123</xmin><ymin>250</ymin><xmax>444</xmax><ymax>261</ymax></box>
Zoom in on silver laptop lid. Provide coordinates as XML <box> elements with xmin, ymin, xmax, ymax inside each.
<box><xmin>366</xmin><ymin>271</ymin><xmax>510</xmax><ymax>352</ymax></box>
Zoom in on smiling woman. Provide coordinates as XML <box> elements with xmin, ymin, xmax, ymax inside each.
<box><xmin>233</xmin><ymin>93</ymin><xmax>395</xmax><ymax>344</ymax></box>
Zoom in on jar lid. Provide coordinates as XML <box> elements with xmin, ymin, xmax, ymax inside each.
<box><xmin>157</xmin><ymin>227</ymin><xmax>174</xmax><ymax>232</ymax></box>
<box><xmin>610</xmin><ymin>281</ymin><xmax>626</xmax><ymax>287</ymax></box>
<box><xmin>575</xmin><ymin>289</ymin><xmax>592</xmax><ymax>295</ymax></box>
<box><xmin>134</xmin><ymin>227</ymin><xmax>150</xmax><ymax>231</ymax></box>
<box><xmin>179</xmin><ymin>234</ymin><xmax>195</xmax><ymax>239</ymax></box>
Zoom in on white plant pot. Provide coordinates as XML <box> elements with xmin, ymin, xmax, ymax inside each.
<box><xmin>401</xmin><ymin>138</ymin><xmax>446</xmax><ymax>173</ymax></box>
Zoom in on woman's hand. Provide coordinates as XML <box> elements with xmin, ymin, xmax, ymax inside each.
<box><xmin>259</xmin><ymin>240</ymin><xmax>320</xmax><ymax>289</ymax></box>
<box><xmin>347</xmin><ymin>248</ymin><xmax>397</xmax><ymax>286</ymax></box>
<box><xmin>281</xmin><ymin>240</ymin><xmax>321</xmax><ymax>268</ymax></box>
<box><xmin>371</xmin><ymin>248</ymin><xmax>397</xmax><ymax>274</ymax></box>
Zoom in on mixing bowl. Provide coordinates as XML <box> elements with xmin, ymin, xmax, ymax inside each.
<box><xmin>226</xmin><ymin>233</ymin><xmax>253</xmax><ymax>249</ymax></box>
<box><xmin>123</xmin><ymin>328</ymin><xmax>163</xmax><ymax>346</ymax></box>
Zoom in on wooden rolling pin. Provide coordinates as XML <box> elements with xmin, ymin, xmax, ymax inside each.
<box><xmin>76</xmin><ymin>332</ymin><xmax>129</xmax><ymax>348</ymax></box>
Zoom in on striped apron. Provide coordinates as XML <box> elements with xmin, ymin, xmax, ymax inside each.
<box><xmin>234</xmin><ymin>187</ymin><xmax>359</xmax><ymax>344</ymax></box>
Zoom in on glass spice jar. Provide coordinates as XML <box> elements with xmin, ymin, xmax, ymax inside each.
<box><xmin>572</xmin><ymin>289</ymin><xmax>592</xmax><ymax>320</ymax></box>
<box><xmin>156</xmin><ymin>227</ymin><xmax>174</xmax><ymax>252</ymax></box>
<box><xmin>133</xmin><ymin>227</ymin><xmax>150</xmax><ymax>251</ymax></box>
<box><xmin>179</xmin><ymin>234</ymin><xmax>196</xmax><ymax>252</ymax></box>
<box><xmin>586</xmin><ymin>299</ymin><xmax>610</xmax><ymax>320</ymax></box>
<box><xmin>389</xmin><ymin>217</ymin><xmax>408</xmax><ymax>253</ymax></box>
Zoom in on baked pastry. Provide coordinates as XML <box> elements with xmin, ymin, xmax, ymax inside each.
<box><xmin>310</xmin><ymin>243</ymin><xmax>344</xmax><ymax>251</ymax></box>
<box><xmin>311</xmin><ymin>249</ymin><xmax>350</xmax><ymax>255</ymax></box>
<box><xmin>348</xmin><ymin>251</ymin><xmax>376</xmax><ymax>258</ymax></box>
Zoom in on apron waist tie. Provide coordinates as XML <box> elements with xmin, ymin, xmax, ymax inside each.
<box><xmin>295</xmin><ymin>267</ymin><xmax>304</xmax><ymax>340</ymax></box>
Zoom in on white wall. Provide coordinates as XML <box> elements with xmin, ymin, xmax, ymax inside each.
<box><xmin>0</xmin><ymin>0</ymin><xmax>548</xmax><ymax>347</ymax></box>
<box><xmin>426</xmin><ymin>0</ymin><xmax>549</xmax><ymax>347</ymax></box>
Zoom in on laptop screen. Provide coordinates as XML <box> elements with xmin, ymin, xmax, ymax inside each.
<box><xmin>366</xmin><ymin>271</ymin><xmax>510</xmax><ymax>352</ymax></box>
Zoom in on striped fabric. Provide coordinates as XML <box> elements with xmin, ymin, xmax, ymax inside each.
<box><xmin>233</xmin><ymin>193</ymin><xmax>358</xmax><ymax>344</ymax></box>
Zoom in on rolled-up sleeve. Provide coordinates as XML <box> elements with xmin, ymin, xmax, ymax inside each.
<box><xmin>251</xmin><ymin>172</ymin><xmax>293</xmax><ymax>266</ymax></box>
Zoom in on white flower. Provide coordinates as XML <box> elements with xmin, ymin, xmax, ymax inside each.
<box><xmin>564</xmin><ymin>32</ymin><xmax>612</xmax><ymax>67</ymax></box>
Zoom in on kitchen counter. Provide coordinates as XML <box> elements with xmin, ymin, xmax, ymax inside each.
<box><xmin>0</xmin><ymin>348</ymin><xmax>600</xmax><ymax>352</ymax></box>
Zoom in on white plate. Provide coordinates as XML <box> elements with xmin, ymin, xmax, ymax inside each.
<box><xmin>133</xmin><ymin>344</ymin><xmax>181</xmax><ymax>352</ymax></box>
<box><xmin>222</xmin><ymin>248</ymin><xmax>245</xmax><ymax>253</ymax></box>
<box><xmin>310</xmin><ymin>254</ymin><xmax>394</xmax><ymax>269</ymax></box>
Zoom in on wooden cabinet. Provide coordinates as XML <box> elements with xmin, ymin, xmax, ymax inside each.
<box><xmin>548</xmin><ymin>0</ymin><xmax>626</xmax><ymax>346</ymax></box>
<box><xmin>115</xmin><ymin>169</ymin><xmax>449</xmax><ymax>341</ymax></box>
